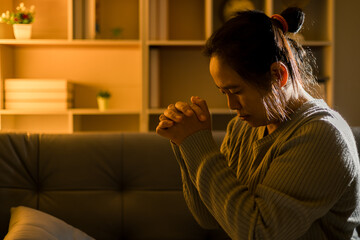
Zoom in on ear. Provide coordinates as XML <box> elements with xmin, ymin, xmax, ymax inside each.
<box><xmin>270</xmin><ymin>62</ymin><xmax>288</xmax><ymax>88</ymax></box>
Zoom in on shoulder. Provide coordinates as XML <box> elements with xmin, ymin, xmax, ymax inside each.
<box><xmin>285</xmin><ymin>99</ymin><xmax>356</xmax><ymax>147</ymax></box>
<box><xmin>279</xmin><ymin>107</ymin><xmax>359</xmax><ymax>178</ymax></box>
<box><xmin>293</xmin><ymin>102</ymin><xmax>356</xmax><ymax>153</ymax></box>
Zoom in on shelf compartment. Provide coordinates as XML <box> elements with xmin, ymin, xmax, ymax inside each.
<box><xmin>149</xmin><ymin>0</ymin><xmax>205</xmax><ymax>41</ymax></box>
<box><xmin>149</xmin><ymin>46</ymin><xmax>227</xmax><ymax>110</ymax></box>
<box><xmin>72</xmin><ymin>0</ymin><xmax>139</xmax><ymax>40</ymax></box>
<box><xmin>71</xmin><ymin>109</ymin><xmax>140</xmax><ymax>115</ymax></box>
<box><xmin>212</xmin><ymin>0</ymin><xmax>266</xmax><ymax>32</ymax></box>
<box><xmin>94</xmin><ymin>0</ymin><xmax>140</xmax><ymax>40</ymax></box>
<box><xmin>0</xmin><ymin>114</ymin><xmax>70</xmax><ymax>133</ymax></box>
<box><xmin>309</xmin><ymin>45</ymin><xmax>331</xmax><ymax>82</ymax></box>
<box><xmin>2</xmin><ymin>44</ymin><xmax>142</xmax><ymax>110</ymax></box>
<box><xmin>72</xmin><ymin>114</ymin><xmax>140</xmax><ymax>132</ymax></box>
<box><xmin>273</xmin><ymin>0</ymin><xmax>332</xmax><ymax>41</ymax></box>
<box><xmin>0</xmin><ymin>0</ymin><xmax>69</xmax><ymax>40</ymax></box>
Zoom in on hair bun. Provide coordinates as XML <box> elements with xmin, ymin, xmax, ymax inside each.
<box><xmin>280</xmin><ymin>7</ymin><xmax>305</xmax><ymax>33</ymax></box>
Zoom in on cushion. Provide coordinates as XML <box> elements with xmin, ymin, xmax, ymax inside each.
<box><xmin>4</xmin><ymin>206</ymin><xmax>95</xmax><ymax>240</ymax></box>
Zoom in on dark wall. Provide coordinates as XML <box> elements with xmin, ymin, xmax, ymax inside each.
<box><xmin>334</xmin><ymin>0</ymin><xmax>360</xmax><ymax>125</ymax></box>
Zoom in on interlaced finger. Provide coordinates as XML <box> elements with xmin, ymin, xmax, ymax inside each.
<box><xmin>164</xmin><ymin>104</ymin><xmax>183</xmax><ymax>123</ymax></box>
<box><xmin>175</xmin><ymin>101</ymin><xmax>194</xmax><ymax>117</ymax></box>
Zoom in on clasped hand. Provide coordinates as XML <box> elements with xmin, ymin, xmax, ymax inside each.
<box><xmin>156</xmin><ymin>96</ymin><xmax>211</xmax><ymax>145</ymax></box>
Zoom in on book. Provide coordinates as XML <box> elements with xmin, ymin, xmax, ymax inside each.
<box><xmin>5</xmin><ymin>101</ymin><xmax>72</xmax><ymax>110</ymax></box>
<box><xmin>149</xmin><ymin>48</ymin><xmax>160</xmax><ymax>108</ymax></box>
<box><xmin>158</xmin><ymin>0</ymin><xmax>168</xmax><ymax>40</ymax></box>
<box><xmin>4</xmin><ymin>79</ymin><xmax>74</xmax><ymax>110</ymax></box>
<box><xmin>149</xmin><ymin>0</ymin><xmax>158</xmax><ymax>40</ymax></box>
<box><xmin>149</xmin><ymin>0</ymin><xmax>169</xmax><ymax>40</ymax></box>
<box><xmin>84</xmin><ymin>0</ymin><xmax>96</xmax><ymax>39</ymax></box>
<box><xmin>73</xmin><ymin>0</ymin><xmax>84</xmax><ymax>39</ymax></box>
<box><xmin>5</xmin><ymin>79</ymin><xmax>73</xmax><ymax>91</ymax></box>
<box><xmin>5</xmin><ymin>91</ymin><xmax>73</xmax><ymax>101</ymax></box>
<box><xmin>73</xmin><ymin>0</ymin><xmax>96</xmax><ymax>39</ymax></box>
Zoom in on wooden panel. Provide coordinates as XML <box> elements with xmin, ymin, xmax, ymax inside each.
<box><xmin>0</xmin><ymin>114</ymin><xmax>70</xmax><ymax>133</ymax></box>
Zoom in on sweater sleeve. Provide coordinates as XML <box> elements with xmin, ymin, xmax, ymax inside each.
<box><xmin>178</xmin><ymin>121</ymin><xmax>358</xmax><ymax>240</ymax></box>
<box><xmin>171</xmin><ymin>142</ymin><xmax>220</xmax><ymax>229</ymax></box>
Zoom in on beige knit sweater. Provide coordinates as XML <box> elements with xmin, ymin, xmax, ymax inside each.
<box><xmin>172</xmin><ymin>99</ymin><xmax>360</xmax><ymax>239</ymax></box>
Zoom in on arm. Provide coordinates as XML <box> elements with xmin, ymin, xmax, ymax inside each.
<box><xmin>170</xmin><ymin>115</ymin><xmax>238</xmax><ymax>230</ymax></box>
<box><xmin>171</xmin><ymin>143</ymin><xmax>220</xmax><ymax>229</ymax></box>
<box><xmin>179</xmin><ymin>121</ymin><xmax>357</xmax><ymax>239</ymax></box>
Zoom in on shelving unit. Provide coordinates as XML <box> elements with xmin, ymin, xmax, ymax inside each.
<box><xmin>0</xmin><ymin>0</ymin><xmax>334</xmax><ymax>133</ymax></box>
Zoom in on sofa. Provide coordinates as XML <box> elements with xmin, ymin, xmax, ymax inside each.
<box><xmin>0</xmin><ymin>131</ymin><xmax>229</xmax><ymax>240</ymax></box>
<box><xmin>0</xmin><ymin>128</ymin><xmax>359</xmax><ymax>239</ymax></box>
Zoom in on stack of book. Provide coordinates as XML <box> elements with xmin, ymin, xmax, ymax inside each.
<box><xmin>4</xmin><ymin>79</ymin><xmax>74</xmax><ymax>110</ymax></box>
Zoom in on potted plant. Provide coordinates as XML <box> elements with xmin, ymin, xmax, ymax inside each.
<box><xmin>97</xmin><ymin>90</ymin><xmax>111</xmax><ymax>111</ymax></box>
<box><xmin>0</xmin><ymin>2</ymin><xmax>35</xmax><ymax>39</ymax></box>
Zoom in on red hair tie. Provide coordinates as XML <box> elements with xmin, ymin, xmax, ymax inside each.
<box><xmin>271</xmin><ymin>14</ymin><xmax>288</xmax><ymax>33</ymax></box>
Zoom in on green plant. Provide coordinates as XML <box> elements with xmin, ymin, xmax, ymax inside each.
<box><xmin>0</xmin><ymin>2</ymin><xmax>35</xmax><ymax>25</ymax></box>
<box><xmin>97</xmin><ymin>90</ymin><xmax>111</xmax><ymax>98</ymax></box>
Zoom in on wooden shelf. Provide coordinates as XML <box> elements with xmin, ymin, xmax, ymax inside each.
<box><xmin>0</xmin><ymin>39</ymin><xmax>141</xmax><ymax>47</ymax></box>
<box><xmin>0</xmin><ymin>109</ymin><xmax>69</xmax><ymax>115</ymax></box>
<box><xmin>0</xmin><ymin>109</ymin><xmax>140</xmax><ymax>115</ymax></box>
<box><xmin>71</xmin><ymin>109</ymin><xmax>140</xmax><ymax>115</ymax></box>
<box><xmin>0</xmin><ymin>0</ymin><xmax>335</xmax><ymax>132</ymax></box>
<box><xmin>147</xmin><ymin>40</ymin><xmax>205</xmax><ymax>47</ymax></box>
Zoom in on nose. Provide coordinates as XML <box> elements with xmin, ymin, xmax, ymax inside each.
<box><xmin>227</xmin><ymin>93</ymin><xmax>241</xmax><ymax>110</ymax></box>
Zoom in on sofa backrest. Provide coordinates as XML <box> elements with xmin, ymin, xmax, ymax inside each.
<box><xmin>0</xmin><ymin>128</ymin><xmax>359</xmax><ymax>239</ymax></box>
<box><xmin>0</xmin><ymin>132</ymin><xmax>228</xmax><ymax>240</ymax></box>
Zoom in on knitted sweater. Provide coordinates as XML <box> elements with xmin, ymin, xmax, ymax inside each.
<box><xmin>172</xmin><ymin>99</ymin><xmax>360</xmax><ymax>239</ymax></box>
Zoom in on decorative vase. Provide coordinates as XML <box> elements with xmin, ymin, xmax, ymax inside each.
<box><xmin>97</xmin><ymin>97</ymin><xmax>109</xmax><ymax>111</ymax></box>
<box><xmin>13</xmin><ymin>24</ymin><xmax>32</xmax><ymax>39</ymax></box>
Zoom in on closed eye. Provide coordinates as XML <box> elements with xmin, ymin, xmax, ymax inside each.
<box><xmin>229</xmin><ymin>89</ymin><xmax>242</xmax><ymax>95</ymax></box>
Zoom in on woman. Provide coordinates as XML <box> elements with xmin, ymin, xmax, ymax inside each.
<box><xmin>156</xmin><ymin>7</ymin><xmax>360</xmax><ymax>239</ymax></box>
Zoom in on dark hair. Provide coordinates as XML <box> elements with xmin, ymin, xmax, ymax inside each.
<box><xmin>204</xmin><ymin>7</ymin><xmax>319</xmax><ymax>121</ymax></box>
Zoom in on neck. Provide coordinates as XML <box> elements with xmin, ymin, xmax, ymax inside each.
<box><xmin>266</xmin><ymin>88</ymin><xmax>312</xmax><ymax>135</ymax></box>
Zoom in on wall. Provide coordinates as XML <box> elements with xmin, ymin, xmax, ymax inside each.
<box><xmin>334</xmin><ymin>0</ymin><xmax>360</xmax><ymax>126</ymax></box>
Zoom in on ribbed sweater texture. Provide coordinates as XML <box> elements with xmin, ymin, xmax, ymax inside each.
<box><xmin>172</xmin><ymin>99</ymin><xmax>360</xmax><ymax>239</ymax></box>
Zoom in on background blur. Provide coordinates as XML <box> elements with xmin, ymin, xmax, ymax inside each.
<box><xmin>334</xmin><ymin>0</ymin><xmax>360</xmax><ymax>126</ymax></box>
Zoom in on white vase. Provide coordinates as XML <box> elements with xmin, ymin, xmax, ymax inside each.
<box><xmin>13</xmin><ymin>24</ymin><xmax>32</xmax><ymax>39</ymax></box>
<box><xmin>97</xmin><ymin>97</ymin><xmax>109</xmax><ymax>111</ymax></box>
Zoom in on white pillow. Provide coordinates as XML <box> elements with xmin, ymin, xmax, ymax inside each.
<box><xmin>4</xmin><ymin>206</ymin><xmax>95</xmax><ymax>240</ymax></box>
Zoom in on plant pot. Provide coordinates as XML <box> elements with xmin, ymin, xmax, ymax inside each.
<box><xmin>97</xmin><ymin>97</ymin><xmax>109</xmax><ymax>111</ymax></box>
<box><xmin>13</xmin><ymin>24</ymin><xmax>32</xmax><ymax>39</ymax></box>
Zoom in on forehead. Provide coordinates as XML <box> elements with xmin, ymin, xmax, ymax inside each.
<box><xmin>209</xmin><ymin>56</ymin><xmax>246</xmax><ymax>89</ymax></box>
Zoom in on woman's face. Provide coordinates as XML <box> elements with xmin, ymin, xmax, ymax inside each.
<box><xmin>209</xmin><ymin>55</ymin><xmax>270</xmax><ymax>128</ymax></box>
